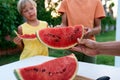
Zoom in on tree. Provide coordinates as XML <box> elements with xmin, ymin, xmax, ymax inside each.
<box><xmin>0</xmin><ymin>0</ymin><xmax>23</xmax><ymax>49</ymax></box>
<box><xmin>37</xmin><ymin>0</ymin><xmax>61</xmax><ymax>26</ymax></box>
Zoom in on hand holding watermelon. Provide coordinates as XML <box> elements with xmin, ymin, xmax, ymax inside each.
<box><xmin>13</xmin><ymin>36</ymin><xmax>22</xmax><ymax>46</ymax></box>
<box><xmin>14</xmin><ymin>30</ymin><xmax>36</xmax><ymax>40</ymax></box>
<box><xmin>83</xmin><ymin>27</ymin><xmax>92</xmax><ymax>39</ymax></box>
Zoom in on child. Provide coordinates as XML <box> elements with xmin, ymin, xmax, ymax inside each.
<box><xmin>13</xmin><ymin>0</ymin><xmax>48</xmax><ymax>60</ymax></box>
<box><xmin>58</xmin><ymin>0</ymin><xmax>106</xmax><ymax>63</ymax></box>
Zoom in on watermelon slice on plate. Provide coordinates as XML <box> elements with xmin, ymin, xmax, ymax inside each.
<box><xmin>14</xmin><ymin>54</ymin><xmax>78</xmax><ymax>80</ymax></box>
<box><xmin>14</xmin><ymin>30</ymin><xmax>36</xmax><ymax>40</ymax></box>
<box><xmin>36</xmin><ymin>25</ymin><xmax>84</xmax><ymax>49</ymax></box>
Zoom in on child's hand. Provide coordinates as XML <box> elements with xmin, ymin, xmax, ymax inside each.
<box><xmin>13</xmin><ymin>36</ymin><xmax>22</xmax><ymax>46</ymax></box>
<box><xmin>84</xmin><ymin>27</ymin><xmax>93</xmax><ymax>39</ymax></box>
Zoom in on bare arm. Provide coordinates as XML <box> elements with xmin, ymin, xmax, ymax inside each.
<box><xmin>70</xmin><ymin>39</ymin><xmax>120</xmax><ymax>56</ymax></box>
<box><xmin>58</xmin><ymin>13</ymin><xmax>68</xmax><ymax>27</ymax></box>
<box><xmin>84</xmin><ymin>18</ymin><xmax>101</xmax><ymax>38</ymax></box>
<box><xmin>96</xmin><ymin>41</ymin><xmax>120</xmax><ymax>56</ymax></box>
<box><xmin>92</xmin><ymin>18</ymin><xmax>101</xmax><ymax>35</ymax></box>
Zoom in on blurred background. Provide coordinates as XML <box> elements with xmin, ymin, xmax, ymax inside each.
<box><xmin>0</xmin><ymin>0</ymin><xmax>118</xmax><ymax>66</ymax></box>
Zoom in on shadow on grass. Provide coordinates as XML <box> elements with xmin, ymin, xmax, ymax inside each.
<box><xmin>0</xmin><ymin>53</ymin><xmax>20</xmax><ymax>66</ymax></box>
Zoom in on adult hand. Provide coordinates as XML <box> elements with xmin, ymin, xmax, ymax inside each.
<box><xmin>70</xmin><ymin>38</ymin><xmax>99</xmax><ymax>56</ymax></box>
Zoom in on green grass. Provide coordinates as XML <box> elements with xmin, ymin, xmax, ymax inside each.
<box><xmin>0</xmin><ymin>30</ymin><xmax>116</xmax><ymax>66</ymax></box>
<box><xmin>96</xmin><ymin>31</ymin><xmax>116</xmax><ymax>42</ymax></box>
<box><xmin>49</xmin><ymin>49</ymin><xmax>67</xmax><ymax>57</ymax></box>
<box><xmin>96</xmin><ymin>30</ymin><xmax>115</xmax><ymax>66</ymax></box>
<box><xmin>97</xmin><ymin>55</ymin><xmax>114</xmax><ymax>65</ymax></box>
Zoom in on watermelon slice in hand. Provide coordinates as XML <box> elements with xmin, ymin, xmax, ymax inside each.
<box><xmin>36</xmin><ymin>25</ymin><xmax>84</xmax><ymax>49</ymax></box>
<box><xmin>14</xmin><ymin>30</ymin><xmax>36</xmax><ymax>40</ymax></box>
<box><xmin>14</xmin><ymin>54</ymin><xmax>78</xmax><ymax>80</ymax></box>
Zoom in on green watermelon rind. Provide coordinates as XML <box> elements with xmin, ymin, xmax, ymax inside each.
<box><xmin>36</xmin><ymin>25</ymin><xmax>84</xmax><ymax>49</ymax></box>
<box><xmin>14</xmin><ymin>54</ymin><xmax>78</xmax><ymax>80</ymax></box>
<box><xmin>14</xmin><ymin>69</ymin><xmax>24</xmax><ymax>80</ymax></box>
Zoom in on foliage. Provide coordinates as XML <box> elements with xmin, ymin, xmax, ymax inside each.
<box><xmin>0</xmin><ymin>0</ymin><xmax>23</xmax><ymax>49</ymax></box>
<box><xmin>101</xmin><ymin>16</ymin><xmax>116</xmax><ymax>26</ymax></box>
<box><xmin>36</xmin><ymin>0</ymin><xmax>61</xmax><ymax>26</ymax></box>
<box><xmin>101</xmin><ymin>16</ymin><xmax>116</xmax><ymax>32</ymax></box>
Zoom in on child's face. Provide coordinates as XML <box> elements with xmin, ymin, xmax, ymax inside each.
<box><xmin>21</xmin><ymin>2</ymin><xmax>37</xmax><ymax>21</ymax></box>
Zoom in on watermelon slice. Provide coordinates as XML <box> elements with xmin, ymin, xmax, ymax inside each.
<box><xmin>36</xmin><ymin>25</ymin><xmax>84</xmax><ymax>49</ymax></box>
<box><xmin>14</xmin><ymin>54</ymin><xmax>78</xmax><ymax>80</ymax></box>
<box><xmin>14</xmin><ymin>30</ymin><xmax>36</xmax><ymax>40</ymax></box>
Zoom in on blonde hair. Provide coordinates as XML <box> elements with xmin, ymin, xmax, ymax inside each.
<box><xmin>17</xmin><ymin>0</ymin><xmax>37</xmax><ymax>14</ymax></box>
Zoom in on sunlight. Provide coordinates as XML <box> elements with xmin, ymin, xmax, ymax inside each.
<box><xmin>102</xmin><ymin>0</ymin><xmax>118</xmax><ymax>17</ymax></box>
<box><xmin>52</xmin><ymin>0</ymin><xmax>59</xmax><ymax>3</ymax></box>
<box><xmin>45</xmin><ymin>0</ymin><xmax>61</xmax><ymax>17</ymax></box>
<box><xmin>113</xmin><ymin>0</ymin><xmax>118</xmax><ymax>17</ymax></box>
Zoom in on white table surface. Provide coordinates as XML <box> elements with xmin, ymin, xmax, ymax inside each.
<box><xmin>0</xmin><ymin>56</ymin><xmax>120</xmax><ymax>80</ymax></box>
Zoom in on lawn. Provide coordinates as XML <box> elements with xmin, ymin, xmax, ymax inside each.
<box><xmin>96</xmin><ymin>30</ymin><xmax>115</xmax><ymax>66</ymax></box>
<box><xmin>0</xmin><ymin>30</ymin><xmax>116</xmax><ymax>66</ymax></box>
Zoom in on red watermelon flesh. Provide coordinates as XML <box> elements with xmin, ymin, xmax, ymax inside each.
<box><xmin>14</xmin><ymin>30</ymin><xmax>36</xmax><ymax>39</ymax></box>
<box><xmin>36</xmin><ymin>25</ymin><xmax>84</xmax><ymax>49</ymax></box>
<box><xmin>19</xmin><ymin>34</ymin><xmax>36</xmax><ymax>39</ymax></box>
<box><xmin>14</xmin><ymin>54</ymin><xmax>78</xmax><ymax>80</ymax></box>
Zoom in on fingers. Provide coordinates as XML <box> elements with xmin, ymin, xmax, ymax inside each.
<box><xmin>13</xmin><ymin>37</ymin><xmax>22</xmax><ymax>44</ymax></box>
<box><xmin>83</xmin><ymin>27</ymin><xmax>93</xmax><ymax>39</ymax></box>
<box><xmin>70</xmin><ymin>44</ymin><xmax>85</xmax><ymax>52</ymax></box>
<box><xmin>77</xmin><ymin>38</ymin><xmax>87</xmax><ymax>44</ymax></box>
<box><xmin>70</xmin><ymin>47</ymin><xmax>82</xmax><ymax>52</ymax></box>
